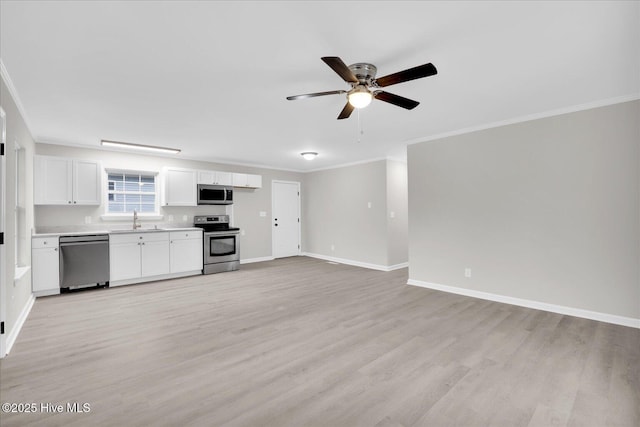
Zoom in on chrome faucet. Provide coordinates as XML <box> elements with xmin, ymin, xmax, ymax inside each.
<box><xmin>133</xmin><ymin>210</ymin><xmax>141</xmax><ymax>230</ymax></box>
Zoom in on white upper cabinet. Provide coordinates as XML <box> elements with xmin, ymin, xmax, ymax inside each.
<box><xmin>34</xmin><ymin>155</ymin><xmax>101</xmax><ymax>205</ymax></box>
<box><xmin>232</xmin><ymin>173</ymin><xmax>262</xmax><ymax>188</ymax></box>
<box><xmin>163</xmin><ymin>167</ymin><xmax>197</xmax><ymax>206</ymax></box>
<box><xmin>197</xmin><ymin>170</ymin><xmax>233</xmax><ymax>186</ymax></box>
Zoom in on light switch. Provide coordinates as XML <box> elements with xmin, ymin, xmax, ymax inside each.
<box><xmin>259</xmin><ymin>211</ymin><xmax>267</xmax><ymax>217</ymax></box>
<box><xmin>85</xmin><ymin>216</ymin><xmax>92</xmax><ymax>224</ymax></box>
<box><xmin>367</xmin><ymin>202</ymin><xmax>372</xmax><ymax>209</ymax></box>
<box><xmin>182</xmin><ymin>215</ymin><xmax>188</xmax><ymax>221</ymax></box>
<box><xmin>241</xmin><ymin>229</ymin><xmax>246</xmax><ymax>236</ymax></box>
<box><xmin>168</xmin><ymin>215</ymin><xmax>174</xmax><ymax>222</ymax></box>
<box><xmin>390</xmin><ymin>211</ymin><xmax>395</xmax><ymax>218</ymax></box>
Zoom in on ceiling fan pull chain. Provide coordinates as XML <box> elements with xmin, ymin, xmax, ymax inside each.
<box><xmin>357</xmin><ymin>108</ymin><xmax>362</xmax><ymax>143</ymax></box>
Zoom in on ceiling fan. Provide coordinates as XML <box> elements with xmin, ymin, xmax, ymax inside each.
<box><xmin>286</xmin><ymin>56</ymin><xmax>437</xmax><ymax>120</ymax></box>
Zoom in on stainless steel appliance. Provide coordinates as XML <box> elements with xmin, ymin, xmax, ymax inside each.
<box><xmin>59</xmin><ymin>234</ymin><xmax>110</xmax><ymax>290</ymax></box>
<box><xmin>194</xmin><ymin>215</ymin><xmax>240</xmax><ymax>274</ymax></box>
<box><xmin>197</xmin><ymin>184</ymin><xmax>233</xmax><ymax>205</ymax></box>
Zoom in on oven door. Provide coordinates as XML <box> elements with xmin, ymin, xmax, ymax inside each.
<box><xmin>204</xmin><ymin>232</ymin><xmax>240</xmax><ymax>264</ymax></box>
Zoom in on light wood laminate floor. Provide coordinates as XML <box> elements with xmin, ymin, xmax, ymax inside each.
<box><xmin>1</xmin><ymin>257</ymin><xmax>638</xmax><ymax>427</ymax></box>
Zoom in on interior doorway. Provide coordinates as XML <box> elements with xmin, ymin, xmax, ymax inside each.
<box><xmin>272</xmin><ymin>180</ymin><xmax>301</xmax><ymax>258</ymax></box>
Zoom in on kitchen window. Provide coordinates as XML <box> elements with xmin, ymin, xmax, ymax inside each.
<box><xmin>105</xmin><ymin>170</ymin><xmax>159</xmax><ymax>216</ymax></box>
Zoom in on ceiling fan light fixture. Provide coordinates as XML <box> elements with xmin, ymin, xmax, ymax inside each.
<box><xmin>347</xmin><ymin>85</ymin><xmax>373</xmax><ymax>109</ymax></box>
<box><xmin>301</xmin><ymin>152</ymin><xmax>318</xmax><ymax>160</ymax></box>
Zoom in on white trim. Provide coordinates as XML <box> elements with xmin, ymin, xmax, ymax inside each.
<box><xmin>0</xmin><ymin>107</ymin><xmax>6</xmax><ymax>357</ymax></box>
<box><xmin>110</xmin><ymin>270</ymin><xmax>200</xmax><ymax>287</ymax></box>
<box><xmin>4</xmin><ymin>294</ymin><xmax>35</xmax><ymax>356</ymax></box>
<box><xmin>407</xmin><ymin>278</ymin><xmax>640</xmax><ymax>329</ymax></box>
<box><xmin>271</xmin><ymin>180</ymin><xmax>301</xmax><ymax>259</ymax></box>
<box><xmin>406</xmin><ymin>94</ymin><xmax>640</xmax><ymax>146</ymax></box>
<box><xmin>14</xmin><ymin>265</ymin><xmax>30</xmax><ymax>282</ymax></box>
<box><xmin>240</xmin><ymin>256</ymin><xmax>275</xmax><ymax>264</ymax></box>
<box><xmin>37</xmin><ymin>138</ymin><xmax>309</xmax><ymax>174</ymax></box>
<box><xmin>303</xmin><ymin>252</ymin><xmax>408</xmax><ymax>272</ymax></box>
<box><xmin>0</xmin><ymin>60</ymin><xmax>35</xmax><ymax>139</ymax></box>
<box><xmin>305</xmin><ymin>157</ymin><xmax>388</xmax><ymax>173</ymax></box>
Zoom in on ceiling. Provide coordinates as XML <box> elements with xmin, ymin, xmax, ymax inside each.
<box><xmin>1</xmin><ymin>1</ymin><xmax>638</xmax><ymax>172</ymax></box>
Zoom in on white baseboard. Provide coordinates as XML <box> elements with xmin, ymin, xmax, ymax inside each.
<box><xmin>240</xmin><ymin>256</ymin><xmax>275</xmax><ymax>264</ymax></box>
<box><xmin>303</xmin><ymin>252</ymin><xmax>408</xmax><ymax>272</ymax></box>
<box><xmin>407</xmin><ymin>278</ymin><xmax>640</xmax><ymax>329</ymax></box>
<box><xmin>4</xmin><ymin>294</ymin><xmax>36</xmax><ymax>357</ymax></box>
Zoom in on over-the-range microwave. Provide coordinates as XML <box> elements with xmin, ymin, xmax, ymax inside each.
<box><xmin>197</xmin><ymin>184</ymin><xmax>233</xmax><ymax>205</ymax></box>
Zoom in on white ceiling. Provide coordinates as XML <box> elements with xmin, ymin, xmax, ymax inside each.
<box><xmin>1</xmin><ymin>1</ymin><xmax>638</xmax><ymax>172</ymax></box>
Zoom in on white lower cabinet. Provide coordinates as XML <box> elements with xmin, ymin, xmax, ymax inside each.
<box><xmin>110</xmin><ymin>232</ymin><xmax>170</xmax><ymax>284</ymax></box>
<box><xmin>170</xmin><ymin>230</ymin><xmax>203</xmax><ymax>273</ymax></box>
<box><xmin>32</xmin><ymin>237</ymin><xmax>61</xmax><ymax>296</ymax></box>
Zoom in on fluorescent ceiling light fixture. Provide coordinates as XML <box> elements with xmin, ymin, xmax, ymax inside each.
<box><xmin>101</xmin><ymin>139</ymin><xmax>181</xmax><ymax>154</ymax></box>
<box><xmin>301</xmin><ymin>152</ymin><xmax>318</xmax><ymax>160</ymax></box>
<box><xmin>347</xmin><ymin>85</ymin><xmax>373</xmax><ymax>109</ymax></box>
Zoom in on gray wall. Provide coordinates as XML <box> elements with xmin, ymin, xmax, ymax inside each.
<box><xmin>303</xmin><ymin>160</ymin><xmax>388</xmax><ymax>266</ymax></box>
<box><xmin>1</xmin><ymin>76</ymin><xmax>36</xmax><ymax>340</ymax></box>
<box><xmin>408</xmin><ymin>100</ymin><xmax>640</xmax><ymax>319</ymax></box>
<box><xmin>303</xmin><ymin>159</ymin><xmax>409</xmax><ymax>268</ymax></box>
<box><xmin>35</xmin><ymin>144</ymin><xmax>304</xmax><ymax>261</ymax></box>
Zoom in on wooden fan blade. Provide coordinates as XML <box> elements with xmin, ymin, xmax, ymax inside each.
<box><xmin>287</xmin><ymin>90</ymin><xmax>346</xmax><ymax>101</ymax></box>
<box><xmin>321</xmin><ymin>57</ymin><xmax>359</xmax><ymax>83</ymax></box>
<box><xmin>374</xmin><ymin>63</ymin><xmax>437</xmax><ymax>87</ymax></box>
<box><xmin>337</xmin><ymin>102</ymin><xmax>355</xmax><ymax>120</ymax></box>
<box><xmin>373</xmin><ymin>91</ymin><xmax>420</xmax><ymax>110</ymax></box>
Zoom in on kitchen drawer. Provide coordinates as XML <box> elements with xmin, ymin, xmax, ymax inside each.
<box><xmin>32</xmin><ymin>236</ymin><xmax>59</xmax><ymax>248</ymax></box>
<box><xmin>110</xmin><ymin>232</ymin><xmax>169</xmax><ymax>245</ymax></box>
<box><xmin>170</xmin><ymin>230</ymin><xmax>202</xmax><ymax>240</ymax></box>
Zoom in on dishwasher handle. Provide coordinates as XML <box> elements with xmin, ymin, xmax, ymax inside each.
<box><xmin>60</xmin><ymin>240</ymin><xmax>109</xmax><ymax>247</ymax></box>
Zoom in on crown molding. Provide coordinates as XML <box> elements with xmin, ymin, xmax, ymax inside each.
<box><xmin>406</xmin><ymin>93</ymin><xmax>640</xmax><ymax>146</ymax></box>
<box><xmin>0</xmin><ymin>59</ymin><xmax>36</xmax><ymax>139</ymax></box>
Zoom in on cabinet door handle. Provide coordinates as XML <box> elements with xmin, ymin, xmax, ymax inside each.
<box><xmin>68</xmin><ymin>201</ymin><xmax>71</xmax><ymax>204</ymax></box>
<box><xmin>73</xmin><ymin>201</ymin><xmax>77</xmax><ymax>204</ymax></box>
<box><xmin>54</xmin><ymin>248</ymin><xmax>57</xmax><ymax>251</ymax></box>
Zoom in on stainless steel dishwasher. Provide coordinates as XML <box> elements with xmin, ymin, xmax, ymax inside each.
<box><xmin>59</xmin><ymin>234</ymin><xmax>110</xmax><ymax>291</ymax></box>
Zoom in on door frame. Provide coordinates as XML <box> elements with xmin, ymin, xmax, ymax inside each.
<box><xmin>0</xmin><ymin>107</ymin><xmax>7</xmax><ymax>357</ymax></box>
<box><xmin>271</xmin><ymin>180</ymin><xmax>301</xmax><ymax>258</ymax></box>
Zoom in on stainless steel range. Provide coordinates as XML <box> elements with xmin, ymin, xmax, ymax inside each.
<box><xmin>194</xmin><ymin>215</ymin><xmax>240</xmax><ymax>274</ymax></box>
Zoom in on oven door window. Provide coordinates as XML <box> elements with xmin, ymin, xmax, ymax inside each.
<box><xmin>209</xmin><ymin>236</ymin><xmax>236</xmax><ymax>256</ymax></box>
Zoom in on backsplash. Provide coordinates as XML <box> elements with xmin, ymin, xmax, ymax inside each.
<box><xmin>34</xmin><ymin>204</ymin><xmax>229</xmax><ymax>234</ymax></box>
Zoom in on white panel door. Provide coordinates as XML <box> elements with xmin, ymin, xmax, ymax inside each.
<box><xmin>141</xmin><ymin>240</ymin><xmax>171</xmax><ymax>277</ymax></box>
<box><xmin>35</xmin><ymin>156</ymin><xmax>72</xmax><ymax>204</ymax></box>
<box><xmin>73</xmin><ymin>160</ymin><xmax>101</xmax><ymax>205</ymax></box>
<box><xmin>272</xmin><ymin>181</ymin><xmax>300</xmax><ymax>258</ymax></box>
<box><xmin>164</xmin><ymin>168</ymin><xmax>196</xmax><ymax>206</ymax></box>
<box><xmin>110</xmin><ymin>242</ymin><xmax>142</xmax><ymax>282</ymax></box>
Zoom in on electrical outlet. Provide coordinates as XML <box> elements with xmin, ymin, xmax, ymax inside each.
<box><xmin>331</xmin><ymin>244</ymin><xmax>335</xmax><ymax>251</ymax></box>
<box><xmin>259</xmin><ymin>211</ymin><xmax>266</xmax><ymax>217</ymax></box>
<box><xmin>390</xmin><ymin>211</ymin><xmax>395</xmax><ymax>218</ymax></box>
<box><xmin>241</xmin><ymin>229</ymin><xmax>246</xmax><ymax>236</ymax></box>
<box><xmin>367</xmin><ymin>202</ymin><xmax>372</xmax><ymax>209</ymax></box>
<box><xmin>84</xmin><ymin>216</ymin><xmax>92</xmax><ymax>224</ymax></box>
<box><xmin>182</xmin><ymin>215</ymin><xmax>188</xmax><ymax>221</ymax></box>
<box><xmin>168</xmin><ymin>215</ymin><xmax>174</xmax><ymax>222</ymax></box>
<box><xmin>465</xmin><ymin>268</ymin><xmax>472</xmax><ymax>278</ymax></box>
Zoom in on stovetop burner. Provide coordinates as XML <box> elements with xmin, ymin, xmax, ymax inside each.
<box><xmin>193</xmin><ymin>214</ymin><xmax>239</xmax><ymax>233</ymax></box>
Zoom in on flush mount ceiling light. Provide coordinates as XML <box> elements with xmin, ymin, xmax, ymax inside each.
<box><xmin>301</xmin><ymin>152</ymin><xmax>318</xmax><ymax>160</ymax></box>
<box><xmin>101</xmin><ymin>139</ymin><xmax>181</xmax><ymax>154</ymax></box>
<box><xmin>347</xmin><ymin>85</ymin><xmax>373</xmax><ymax>109</ymax></box>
